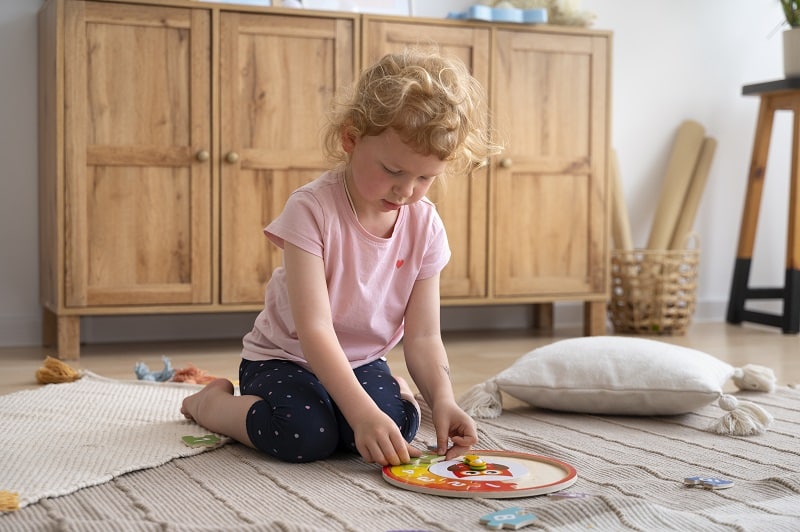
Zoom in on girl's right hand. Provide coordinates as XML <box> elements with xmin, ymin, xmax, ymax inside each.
<box><xmin>352</xmin><ymin>410</ymin><xmax>421</xmax><ymax>466</ymax></box>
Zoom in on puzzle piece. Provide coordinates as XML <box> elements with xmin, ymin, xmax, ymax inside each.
<box><xmin>182</xmin><ymin>434</ymin><xmax>222</xmax><ymax>448</ymax></box>
<box><xmin>479</xmin><ymin>507</ymin><xmax>538</xmax><ymax>530</ymax></box>
<box><xmin>683</xmin><ymin>476</ymin><xmax>734</xmax><ymax>490</ymax></box>
<box><xmin>407</xmin><ymin>453</ymin><xmax>446</xmax><ymax>466</ymax></box>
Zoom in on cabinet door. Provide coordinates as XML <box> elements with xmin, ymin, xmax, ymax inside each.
<box><xmin>220</xmin><ymin>13</ymin><xmax>356</xmax><ymax>304</ymax></box>
<box><xmin>363</xmin><ymin>19</ymin><xmax>490</xmax><ymax>299</ymax></box>
<box><xmin>492</xmin><ymin>30</ymin><xmax>608</xmax><ymax>297</ymax></box>
<box><xmin>64</xmin><ymin>1</ymin><xmax>211</xmax><ymax>307</ymax></box>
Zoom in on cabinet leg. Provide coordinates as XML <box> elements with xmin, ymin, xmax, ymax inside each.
<box><xmin>531</xmin><ymin>303</ymin><xmax>553</xmax><ymax>330</ymax></box>
<box><xmin>42</xmin><ymin>309</ymin><xmax>80</xmax><ymax>360</ymax></box>
<box><xmin>584</xmin><ymin>301</ymin><xmax>608</xmax><ymax>336</ymax></box>
<box><xmin>58</xmin><ymin>317</ymin><xmax>81</xmax><ymax>360</ymax></box>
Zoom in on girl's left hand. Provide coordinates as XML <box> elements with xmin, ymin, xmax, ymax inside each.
<box><xmin>431</xmin><ymin>400</ymin><xmax>478</xmax><ymax>460</ymax></box>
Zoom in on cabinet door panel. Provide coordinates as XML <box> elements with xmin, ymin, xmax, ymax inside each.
<box><xmin>220</xmin><ymin>14</ymin><xmax>356</xmax><ymax>304</ymax></box>
<box><xmin>64</xmin><ymin>2</ymin><xmax>211</xmax><ymax>307</ymax></box>
<box><xmin>363</xmin><ymin>20</ymin><xmax>490</xmax><ymax>298</ymax></box>
<box><xmin>493</xmin><ymin>30</ymin><xmax>607</xmax><ymax>297</ymax></box>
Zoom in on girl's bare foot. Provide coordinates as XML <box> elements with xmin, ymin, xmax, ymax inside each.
<box><xmin>181</xmin><ymin>378</ymin><xmax>235</xmax><ymax>421</ymax></box>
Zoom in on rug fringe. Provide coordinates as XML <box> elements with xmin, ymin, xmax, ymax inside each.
<box><xmin>36</xmin><ymin>356</ymin><xmax>81</xmax><ymax>384</ymax></box>
<box><xmin>457</xmin><ymin>379</ymin><xmax>503</xmax><ymax>419</ymax></box>
<box><xmin>709</xmin><ymin>394</ymin><xmax>773</xmax><ymax>436</ymax></box>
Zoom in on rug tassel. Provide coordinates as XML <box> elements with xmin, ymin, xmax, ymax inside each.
<box><xmin>709</xmin><ymin>394</ymin><xmax>773</xmax><ymax>436</ymax></box>
<box><xmin>0</xmin><ymin>490</ymin><xmax>20</xmax><ymax>512</ymax></box>
<box><xmin>457</xmin><ymin>379</ymin><xmax>503</xmax><ymax>419</ymax></box>
<box><xmin>35</xmin><ymin>356</ymin><xmax>81</xmax><ymax>384</ymax></box>
<box><xmin>731</xmin><ymin>364</ymin><xmax>776</xmax><ymax>393</ymax></box>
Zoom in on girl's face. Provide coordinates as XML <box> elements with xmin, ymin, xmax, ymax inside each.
<box><xmin>343</xmin><ymin>128</ymin><xmax>446</xmax><ymax>215</ymax></box>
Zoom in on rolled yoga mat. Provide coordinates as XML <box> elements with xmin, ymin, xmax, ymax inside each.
<box><xmin>646</xmin><ymin>120</ymin><xmax>706</xmax><ymax>250</ymax></box>
<box><xmin>610</xmin><ymin>149</ymin><xmax>634</xmax><ymax>250</ymax></box>
<box><xmin>669</xmin><ymin>137</ymin><xmax>717</xmax><ymax>249</ymax></box>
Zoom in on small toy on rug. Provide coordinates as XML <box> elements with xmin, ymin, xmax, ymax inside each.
<box><xmin>0</xmin><ymin>490</ymin><xmax>20</xmax><ymax>512</ymax></box>
<box><xmin>181</xmin><ymin>434</ymin><xmax>223</xmax><ymax>448</ymax></box>
<box><xmin>480</xmin><ymin>507</ymin><xmax>538</xmax><ymax>529</ymax></box>
<box><xmin>134</xmin><ymin>356</ymin><xmax>221</xmax><ymax>385</ymax></box>
<box><xmin>172</xmin><ymin>364</ymin><xmax>218</xmax><ymax>385</ymax></box>
<box><xmin>134</xmin><ymin>356</ymin><xmax>175</xmax><ymax>382</ymax></box>
<box><xmin>35</xmin><ymin>356</ymin><xmax>81</xmax><ymax>384</ymax></box>
<box><xmin>683</xmin><ymin>476</ymin><xmax>735</xmax><ymax>490</ymax></box>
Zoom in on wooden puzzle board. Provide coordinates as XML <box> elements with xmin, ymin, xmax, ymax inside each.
<box><xmin>382</xmin><ymin>450</ymin><xmax>577</xmax><ymax>498</ymax></box>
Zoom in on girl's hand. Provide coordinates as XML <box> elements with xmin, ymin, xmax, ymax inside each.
<box><xmin>431</xmin><ymin>400</ymin><xmax>478</xmax><ymax>460</ymax></box>
<box><xmin>352</xmin><ymin>410</ymin><xmax>422</xmax><ymax>466</ymax></box>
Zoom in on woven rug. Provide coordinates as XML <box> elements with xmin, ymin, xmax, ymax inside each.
<box><xmin>0</xmin><ymin>372</ymin><xmax>227</xmax><ymax>510</ymax></box>
<box><xmin>1</xmin><ymin>376</ymin><xmax>799</xmax><ymax>531</ymax></box>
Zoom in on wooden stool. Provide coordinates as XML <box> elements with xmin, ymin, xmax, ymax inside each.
<box><xmin>727</xmin><ymin>79</ymin><xmax>800</xmax><ymax>334</ymax></box>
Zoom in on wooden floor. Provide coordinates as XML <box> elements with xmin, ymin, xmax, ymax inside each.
<box><xmin>1</xmin><ymin>321</ymin><xmax>798</xmax><ymax>397</ymax></box>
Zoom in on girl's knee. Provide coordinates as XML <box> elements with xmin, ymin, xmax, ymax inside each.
<box><xmin>246</xmin><ymin>400</ymin><xmax>340</xmax><ymax>462</ymax></box>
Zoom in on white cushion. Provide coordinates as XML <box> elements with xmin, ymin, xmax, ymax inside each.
<box><xmin>493</xmin><ymin>336</ymin><xmax>735</xmax><ymax>415</ymax></box>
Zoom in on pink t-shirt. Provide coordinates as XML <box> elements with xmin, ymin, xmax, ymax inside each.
<box><xmin>241</xmin><ymin>169</ymin><xmax>451</xmax><ymax>370</ymax></box>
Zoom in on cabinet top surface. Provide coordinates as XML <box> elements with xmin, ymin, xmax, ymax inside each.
<box><xmin>50</xmin><ymin>0</ymin><xmax>610</xmax><ymax>37</ymax></box>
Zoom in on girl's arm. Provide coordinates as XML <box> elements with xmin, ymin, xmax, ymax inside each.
<box><xmin>283</xmin><ymin>242</ymin><xmax>418</xmax><ymax>466</ymax></box>
<box><xmin>403</xmin><ymin>274</ymin><xmax>478</xmax><ymax>458</ymax></box>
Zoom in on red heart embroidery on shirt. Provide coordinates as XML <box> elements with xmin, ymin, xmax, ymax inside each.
<box><xmin>396</xmin><ymin>259</ymin><xmax>405</xmax><ymax>268</ymax></box>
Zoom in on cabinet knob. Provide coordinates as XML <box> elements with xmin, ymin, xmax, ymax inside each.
<box><xmin>499</xmin><ymin>158</ymin><xmax>513</xmax><ymax>169</ymax></box>
<box><xmin>195</xmin><ymin>150</ymin><xmax>210</xmax><ymax>162</ymax></box>
<box><xmin>225</xmin><ymin>151</ymin><xmax>240</xmax><ymax>164</ymax></box>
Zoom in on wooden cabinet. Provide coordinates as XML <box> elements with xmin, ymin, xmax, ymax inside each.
<box><xmin>39</xmin><ymin>1</ymin><xmax>610</xmax><ymax>359</ymax></box>
<box><xmin>491</xmin><ymin>28</ymin><xmax>609</xmax><ymax>306</ymax></box>
<box><xmin>61</xmin><ymin>1</ymin><xmax>213</xmax><ymax>308</ymax></box>
<box><xmin>218</xmin><ymin>12</ymin><xmax>355</xmax><ymax>303</ymax></box>
<box><xmin>39</xmin><ymin>0</ymin><xmax>357</xmax><ymax>357</ymax></box>
<box><xmin>363</xmin><ymin>17</ymin><xmax>611</xmax><ymax>334</ymax></box>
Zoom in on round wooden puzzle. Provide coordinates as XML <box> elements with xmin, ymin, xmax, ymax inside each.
<box><xmin>382</xmin><ymin>450</ymin><xmax>577</xmax><ymax>498</ymax></box>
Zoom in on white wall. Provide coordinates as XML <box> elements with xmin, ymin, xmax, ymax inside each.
<box><xmin>585</xmin><ymin>0</ymin><xmax>787</xmax><ymax>316</ymax></box>
<box><xmin>0</xmin><ymin>0</ymin><xmax>790</xmax><ymax>346</ymax></box>
<box><xmin>0</xmin><ymin>0</ymin><xmax>41</xmax><ymax>345</ymax></box>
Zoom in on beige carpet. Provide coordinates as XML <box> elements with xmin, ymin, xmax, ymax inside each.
<box><xmin>0</xmin><ymin>373</ymin><xmax>227</xmax><ymax>510</ymax></box>
<box><xmin>1</xmin><ymin>376</ymin><xmax>799</xmax><ymax>531</ymax></box>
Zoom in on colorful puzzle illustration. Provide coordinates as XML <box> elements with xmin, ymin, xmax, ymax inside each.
<box><xmin>383</xmin><ymin>450</ymin><xmax>577</xmax><ymax>499</ymax></box>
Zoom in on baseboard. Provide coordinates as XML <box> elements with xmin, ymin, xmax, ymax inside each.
<box><xmin>0</xmin><ymin>299</ymin><xmax>755</xmax><ymax>348</ymax></box>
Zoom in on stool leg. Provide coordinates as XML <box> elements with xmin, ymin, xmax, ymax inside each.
<box><xmin>785</xmin><ymin>269</ymin><xmax>800</xmax><ymax>333</ymax></box>
<box><xmin>727</xmin><ymin>97</ymin><xmax>774</xmax><ymax>324</ymax></box>
<box><xmin>784</xmin><ymin>107</ymin><xmax>800</xmax><ymax>333</ymax></box>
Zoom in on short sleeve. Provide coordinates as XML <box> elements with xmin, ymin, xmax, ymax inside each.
<box><xmin>265</xmin><ymin>190</ymin><xmax>325</xmax><ymax>258</ymax></box>
<box><xmin>416</xmin><ymin>207</ymin><xmax>451</xmax><ymax>280</ymax></box>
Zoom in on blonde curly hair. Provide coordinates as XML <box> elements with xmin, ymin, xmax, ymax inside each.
<box><xmin>323</xmin><ymin>49</ymin><xmax>501</xmax><ymax>176</ymax></box>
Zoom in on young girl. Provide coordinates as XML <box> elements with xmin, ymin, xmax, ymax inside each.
<box><xmin>181</xmin><ymin>49</ymin><xmax>500</xmax><ymax>466</ymax></box>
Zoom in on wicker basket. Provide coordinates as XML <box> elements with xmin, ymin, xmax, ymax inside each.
<box><xmin>608</xmin><ymin>245</ymin><xmax>700</xmax><ymax>335</ymax></box>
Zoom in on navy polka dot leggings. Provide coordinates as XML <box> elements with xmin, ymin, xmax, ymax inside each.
<box><xmin>239</xmin><ymin>358</ymin><xmax>420</xmax><ymax>463</ymax></box>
